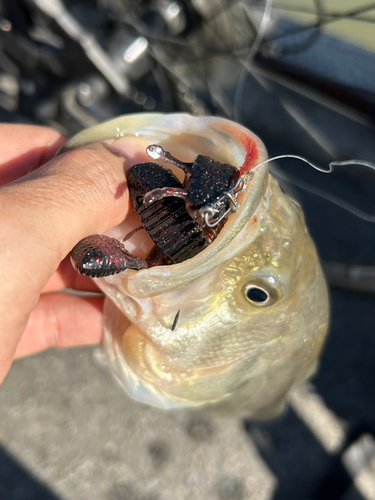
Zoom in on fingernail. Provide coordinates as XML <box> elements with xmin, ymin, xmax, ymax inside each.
<box><xmin>101</xmin><ymin>142</ymin><xmax>130</xmax><ymax>160</ymax></box>
<box><xmin>106</xmin><ymin>136</ymin><xmax>150</xmax><ymax>166</ymax></box>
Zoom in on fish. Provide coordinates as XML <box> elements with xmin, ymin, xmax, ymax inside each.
<box><xmin>62</xmin><ymin>113</ymin><xmax>329</xmax><ymax>417</ymax></box>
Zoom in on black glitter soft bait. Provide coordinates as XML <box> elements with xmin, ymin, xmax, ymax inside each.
<box><xmin>71</xmin><ymin>145</ymin><xmax>246</xmax><ymax>277</ymax></box>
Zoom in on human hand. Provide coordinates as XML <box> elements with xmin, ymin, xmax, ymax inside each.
<box><xmin>0</xmin><ymin>124</ymin><xmax>138</xmax><ymax>385</ymax></box>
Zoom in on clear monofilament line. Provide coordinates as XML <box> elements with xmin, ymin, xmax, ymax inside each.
<box><xmin>259</xmin><ymin>154</ymin><xmax>375</xmax><ymax>222</ymax></box>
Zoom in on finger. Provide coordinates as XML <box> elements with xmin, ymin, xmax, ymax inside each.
<box><xmin>0</xmin><ymin>124</ymin><xmax>66</xmax><ymax>185</ymax></box>
<box><xmin>0</xmin><ymin>135</ymin><xmax>147</xmax><ymax>369</ymax></box>
<box><xmin>42</xmin><ymin>256</ymin><xmax>102</xmax><ymax>293</ymax></box>
<box><xmin>14</xmin><ymin>292</ymin><xmax>104</xmax><ymax>359</ymax></box>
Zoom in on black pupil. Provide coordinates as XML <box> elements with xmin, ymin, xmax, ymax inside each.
<box><xmin>246</xmin><ymin>287</ymin><xmax>268</xmax><ymax>303</ymax></box>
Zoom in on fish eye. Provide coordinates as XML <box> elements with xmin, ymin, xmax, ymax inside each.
<box><xmin>243</xmin><ymin>283</ymin><xmax>276</xmax><ymax>306</ymax></box>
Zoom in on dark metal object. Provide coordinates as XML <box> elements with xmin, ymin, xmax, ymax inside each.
<box><xmin>71</xmin><ymin>145</ymin><xmax>244</xmax><ymax>277</ymax></box>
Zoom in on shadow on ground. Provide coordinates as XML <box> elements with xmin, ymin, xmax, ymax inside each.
<box><xmin>0</xmin><ymin>446</ymin><xmax>60</xmax><ymax>500</ymax></box>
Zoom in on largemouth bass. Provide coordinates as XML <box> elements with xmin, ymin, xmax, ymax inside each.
<box><xmin>63</xmin><ymin>113</ymin><xmax>329</xmax><ymax>417</ymax></box>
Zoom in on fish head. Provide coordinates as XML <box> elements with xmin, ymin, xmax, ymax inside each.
<box><xmin>64</xmin><ymin>113</ymin><xmax>329</xmax><ymax>416</ymax></box>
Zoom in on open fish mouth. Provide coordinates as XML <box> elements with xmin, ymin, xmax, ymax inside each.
<box><xmin>63</xmin><ymin>113</ymin><xmax>269</xmax><ymax>288</ymax></box>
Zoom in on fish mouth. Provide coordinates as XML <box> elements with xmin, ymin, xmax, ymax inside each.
<box><xmin>63</xmin><ymin>113</ymin><xmax>269</xmax><ymax>297</ymax></box>
<box><xmin>118</xmin><ymin>116</ymin><xmax>269</xmax><ymax>299</ymax></box>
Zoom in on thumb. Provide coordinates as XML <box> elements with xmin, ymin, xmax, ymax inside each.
<box><xmin>0</xmin><ymin>138</ymin><xmax>140</xmax><ymax>352</ymax></box>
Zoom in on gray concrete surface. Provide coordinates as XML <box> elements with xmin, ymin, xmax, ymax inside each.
<box><xmin>0</xmin><ymin>347</ymin><xmax>275</xmax><ymax>500</ymax></box>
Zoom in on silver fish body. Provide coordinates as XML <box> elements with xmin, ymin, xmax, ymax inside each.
<box><xmin>63</xmin><ymin>113</ymin><xmax>329</xmax><ymax>417</ymax></box>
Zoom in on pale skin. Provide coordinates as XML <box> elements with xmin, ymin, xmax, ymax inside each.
<box><xmin>0</xmin><ymin>124</ymin><xmax>147</xmax><ymax>386</ymax></box>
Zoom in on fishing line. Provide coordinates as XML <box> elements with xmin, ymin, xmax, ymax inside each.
<box><xmin>253</xmin><ymin>155</ymin><xmax>375</xmax><ymax>222</ymax></box>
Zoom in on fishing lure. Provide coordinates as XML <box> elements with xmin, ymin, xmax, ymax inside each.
<box><xmin>71</xmin><ymin>145</ymin><xmax>248</xmax><ymax>277</ymax></box>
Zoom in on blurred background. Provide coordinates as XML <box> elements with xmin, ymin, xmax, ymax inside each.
<box><xmin>0</xmin><ymin>0</ymin><xmax>375</xmax><ymax>499</ymax></box>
